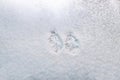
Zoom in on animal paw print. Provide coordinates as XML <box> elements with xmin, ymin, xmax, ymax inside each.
<box><xmin>48</xmin><ymin>30</ymin><xmax>63</xmax><ymax>54</ymax></box>
<box><xmin>64</xmin><ymin>32</ymin><xmax>80</xmax><ymax>56</ymax></box>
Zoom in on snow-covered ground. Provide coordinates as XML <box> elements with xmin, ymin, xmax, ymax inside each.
<box><xmin>0</xmin><ymin>0</ymin><xmax>120</xmax><ymax>80</ymax></box>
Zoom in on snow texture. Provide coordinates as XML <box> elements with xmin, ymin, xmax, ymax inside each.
<box><xmin>0</xmin><ymin>0</ymin><xmax>120</xmax><ymax>80</ymax></box>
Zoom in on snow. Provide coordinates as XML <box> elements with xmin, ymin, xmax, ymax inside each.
<box><xmin>0</xmin><ymin>0</ymin><xmax>120</xmax><ymax>80</ymax></box>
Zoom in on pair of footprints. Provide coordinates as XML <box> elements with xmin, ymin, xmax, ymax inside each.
<box><xmin>48</xmin><ymin>31</ymin><xmax>81</xmax><ymax>56</ymax></box>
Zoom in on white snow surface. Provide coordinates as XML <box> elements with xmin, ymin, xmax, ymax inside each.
<box><xmin>0</xmin><ymin>0</ymin><xmax>120</xmax><ymax>80</ymax></box>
